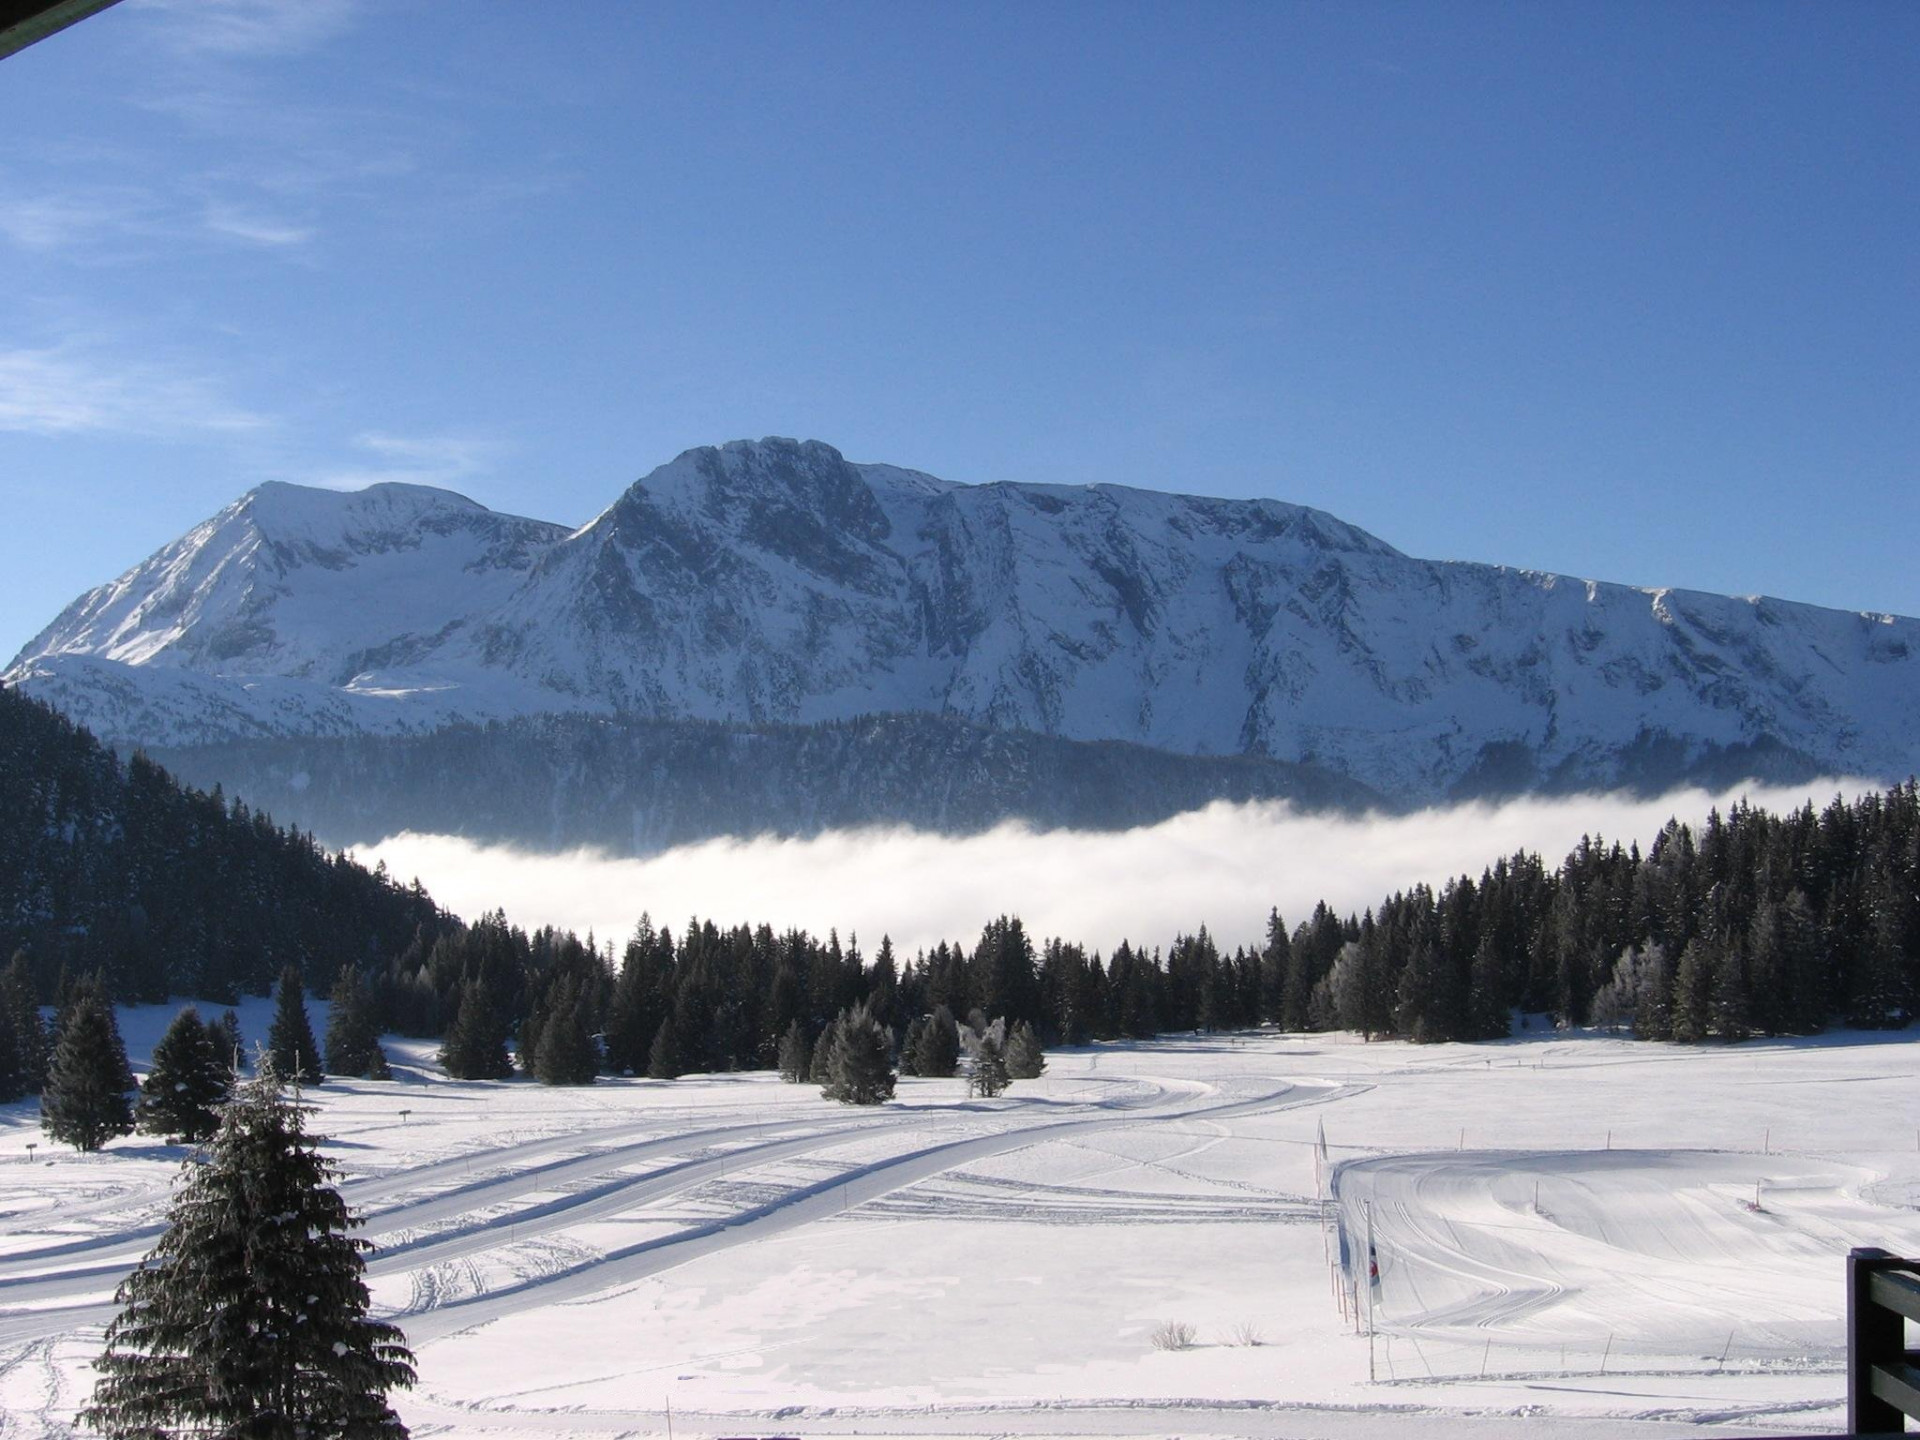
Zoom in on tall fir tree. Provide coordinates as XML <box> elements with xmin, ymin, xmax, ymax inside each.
<box><xmin>1670</xmin><ymin>938</ymin><xmax>1714</xmax><ymax>1043</ymax></box>
<box><xmin>532</xmin><ymin>979</ymin><xmax>598</xmax><ymax>1085</ymax></box>
<box><xmin>82</xmin><ymin>1061</ymin><xmax>416</xmax><ymax>1439</ymax></box>
<box><xmin>42</xmin><ymin>978</ymin><xmax>135</xmax><ymax>1152</ymax></box>
<box><xmin>325</xmin><ymin>968</ymin><xmax>390</xmax><ymax>1080</ymax></box>
<box><xmin>439</xmin><ymin>981</ymin><xmax>513</xmax><ymax>1080</ymax></box>
<box><xmin>911</xmin><ymin>1005</ymin><xmax>960</xmax><ymax>1078</ymax></box>
<box><xmin>645</xmin><ymin>1017</ymin><xmax>684</xmax><ymax>1080</ymax></box>
<box><xmin>136</xmin><ymin>1008</ymin><xmax>229</xmax><ymax>1144</ymax></box>
<box><xmin>266</xmin><ymin>966</ymin><xmax>324</xmax><ymax>1085</ymax></box>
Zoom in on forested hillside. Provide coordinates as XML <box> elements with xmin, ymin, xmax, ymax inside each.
<box><xmin>0</xmin><ymin>687</ymin><xmax>445</xmax><ymax>1004</ymax></box>
<box><xmin>145</xmin><ymin>711</ymin><xmax>1377</xmax><ymax>854</ymax></box>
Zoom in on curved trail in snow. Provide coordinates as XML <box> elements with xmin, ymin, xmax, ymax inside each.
<box><xmin>0</xmin><ymin>1073</ymin><xmax>1221</xmax><ymax>1345</ymax></box>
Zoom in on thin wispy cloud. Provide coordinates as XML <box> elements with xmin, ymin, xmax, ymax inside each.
<box><xmin>200</xmin><ymin>200</ymin><xmax>313</xmax><ymax>248</ymax></box>
<box><xmin>0</xmin><ymin>186</ymin><xmax>158</xmax><ymax>251</ymax></box>
<box><xmin>136</xmin><ymin>0</ymin><xmax>361</xmax><ymax>58</ymax></box>
<box><xmin>0</xmin><ymin>344</ymin><xmax>271</xmax><ymax>439</ymax></box>
<box><xmin>357</xmin><ymin>781</ymin><xmax>1872</xmax><ymax>960</ymax></box>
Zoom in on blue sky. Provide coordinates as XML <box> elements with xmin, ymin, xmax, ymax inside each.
<box><xmin>2</xmin><ymin>0</ymin><xmax>1915</xmax><ymax>661</ymax></box>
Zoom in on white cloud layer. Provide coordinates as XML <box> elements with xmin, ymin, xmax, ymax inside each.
<box><xmin>356</xmin><ymin>779</ymin><xmax>1872</xmax><ymax>959</ymax></box>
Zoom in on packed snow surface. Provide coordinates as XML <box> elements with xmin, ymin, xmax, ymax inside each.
<box><xmin>1</xmin><ymin>1006</ymin><xmax>1916</xmax><ymax>1439</ymax></box>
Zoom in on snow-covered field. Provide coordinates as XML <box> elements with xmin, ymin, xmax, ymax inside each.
<box><xmin>2</xmin><ymin>1003</ymin><xmax>1917</xmax><ymax>1439</ymax></box>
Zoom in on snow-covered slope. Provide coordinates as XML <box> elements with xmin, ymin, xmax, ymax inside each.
<box><xmin>9</xmin><ymin>438</ymin><xmax>1918</xmax><ymax>801</ymax></box>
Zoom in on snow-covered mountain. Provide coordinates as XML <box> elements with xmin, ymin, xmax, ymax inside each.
<box><xmin>9</xmin><ymin>437</ymin><xmax>1918</xmax><ymax>812</ymax></box>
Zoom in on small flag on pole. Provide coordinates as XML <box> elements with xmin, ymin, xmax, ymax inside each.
<box><xmin>1317</xmin><ymin>1116</ymin><xmax>1329</xmax><ymax>1169</ymax></box>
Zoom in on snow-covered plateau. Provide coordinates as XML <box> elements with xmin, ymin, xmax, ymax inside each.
<box><xmin>3</xmin><ymin>1004</ymin><xmax>1917</xmax><ymax>1439</ymax></box>
<box><xmin>8</xmin><ymin>438</ymin><xmax>1918</xmax><ymax>825</ymax></box>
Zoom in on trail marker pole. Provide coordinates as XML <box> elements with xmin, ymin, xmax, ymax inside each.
<box><xmin>1719</xmin><ymin>1329</ymin><xmax>1735</xmax><ymax>1368</ymax></box>
<box><xmin>1605</xmin><ymin>1129</ymin><xmax>1611</xmax><ymax>1150</ymax></box>
<box><xmin>1600</xmin><ymin>1332</ymin><xmax>1613</xmax><ymax>1375</ymax></box>
<box><xmin>1480</xmin><ymin>1337</ymin><xmax>1492</xmax><ymax>1378</ymax></box>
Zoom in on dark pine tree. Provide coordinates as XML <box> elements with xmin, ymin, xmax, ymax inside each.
<box><xmin>266</xmin><ymin>966</ymin><xmax>324</xmax><ymax>1085</ymax></box>
<box><xmin>82</xmin><ymin>1061</ymin><xmax>416</xmax><ymax>1439</ymax></box>
<box><xmin>325</xmin><ymin>968</ymin><xmax>390</xmax><ymax>1080</ymax></box>
<box><xmin>911</xmin><ymin>1005</ymin><xmax>960</xmax><ymax>1079</ymax></box>
<box><xmin>533</xmin><ymin>980</ymin><xmax>599</xmax><ymax>1085</ymax></box>
<box><xmin>136</xmin><ymin>1008</ymin><xmax>230</xmax><ymax>1144</ymax></box>
<box><xmin>0</xmin><ymin>1002</ymin><xmax>23</xmax><ymax>1103</ymax></box>
<box><xmin>646</xmin><ymin>1017</ymin><xmax>684</xmax><ymax>1080</ymax></box>
<box><xmin>1</xmin><ymin>952</ymin><xmax>46</xmax><ymax>1093</ymax></box>
<box><xmin>213</xmin><ymin>1009</ymin><xmax>246</xmax><ymax>1074</ymax></box>
<box><xmin>42</xmin><ymin>978</ymin><xmax>134</xmax><ymax>1152</ymax></box>
<box><xmin>439</xmin><ymin>981</ymin><xmax>514</xmax><ymax>1080</ymax></box>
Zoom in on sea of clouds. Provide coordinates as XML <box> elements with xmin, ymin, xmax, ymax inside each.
<box><xmin>357</xmin><ymin>780</ymin><xmax>1869</xmax><ymax>958</ymax></box>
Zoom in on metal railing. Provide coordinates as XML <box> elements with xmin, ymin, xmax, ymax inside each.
<box><xmin>1849</xmin><ymin>1248</ymin><xmax>1920</xmax><ymax>1435</ymax></box>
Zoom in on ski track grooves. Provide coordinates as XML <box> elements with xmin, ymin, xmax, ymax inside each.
<box><xmin>0</xmin><ymin>1072</ymin><xmax>1257</xmax><ymax>1347</ymax></box>
<box><xmin>401</xmin><ymin>1079</ymin><xmax>1352</xmax><ymax>1343</ymax></box>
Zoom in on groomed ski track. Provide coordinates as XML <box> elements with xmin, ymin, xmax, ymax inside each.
<box><xmin>0</xmin><ymin>1074</ymin><xmax>1354</xmax><ymax>1349</ymax></box>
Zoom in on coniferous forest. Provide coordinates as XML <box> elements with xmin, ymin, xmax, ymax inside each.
<box><xmin>2</xmin><ymin>685</ymin><xmax>1914</xmax><ymax>1098</ymax></box>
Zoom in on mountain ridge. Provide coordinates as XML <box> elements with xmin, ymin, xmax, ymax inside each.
<box><xmin>8</xmin><ymin>437</ymin><xmax>1918</xmax><ymax>815</ymax></box>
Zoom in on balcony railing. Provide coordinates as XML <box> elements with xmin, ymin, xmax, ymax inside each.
<box><xmin>1849</xmin><ymin>1248</ymin><xmax>1920</xmax><ymax>1436</ymax></box>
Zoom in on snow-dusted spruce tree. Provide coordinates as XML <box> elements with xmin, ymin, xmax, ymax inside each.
<box><xmin>136</xmin><ymin>1007</ymin><xmax>229</xmax><ymax>1143</ymax></box>
<box><xmin>822</xmin><ymin>1002</ymin><xmax>895</xmax><ymax>1105</ymax></box>
<box><xmin>266</xmin><ymin>965</ymin><xmax>325</xmax><ymax>1085</ymax></box>
<box><xmin>42</xmin><ymin>977</ymin><xmax>134</xmax><ymax>1152</ymax></box>
<box><xmin>1005</xmin><ymin>1020</ymin><xmax>1046</xmax><ymax>1079</ymax></box>
<box><xmin>81</xmin><ymin>1060</ymin><xmax>416</xmax><ymax>1440</ymax></box>
<box><xmin>967</xmin><ymin>1031</ymin><xmax>1010</xmax><ymax>1098</ymax></box>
